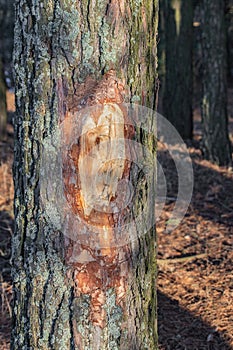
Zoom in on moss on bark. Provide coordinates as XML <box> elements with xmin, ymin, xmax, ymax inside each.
<box><xmin>12</xmin><ymin>1</ymin><xmax>159</xmax><ymax>349</ymax></box>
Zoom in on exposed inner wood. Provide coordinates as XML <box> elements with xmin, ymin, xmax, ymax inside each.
<box><xmin>63</xmin><ymin>72</ymin><xmax>132</xmax><ymax>330</ymax></box>
<box><xmin>62</xmin><ymin>71</ymin><xmax>133</xmax><ymax>238</ymax></box>
<box><xmin>78</xmin><ymin>103</ymin><xmax>125</xmax><ymax>218</ymax></box>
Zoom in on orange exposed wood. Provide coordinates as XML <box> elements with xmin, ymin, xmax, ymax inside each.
<box><xmin>61</xmin><ymin>71</ymin><xmax>134</xmax><ymax>328</ymax></box>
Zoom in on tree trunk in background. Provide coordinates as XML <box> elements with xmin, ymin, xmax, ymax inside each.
<box><xmin>201</xmin><ymin>0</ymin><xmax>232</xmax><ymax>166</ymax></box>
<box><xmin>0</xmin><ymin>0</ymin><xmax>15</xmax><ymax>85</ymax></box>
<box><xmin>0</xmin><ymin>58</ymin><xmax>7</xmax><ymax>139</ymax></box>
<box><xmin>226</xmin><ymin>0</ymin><xmax>233</xmax><ymax>79</ymax></box>
<box><xmin>157</xmin><ymin>0</ymin><xmax>166</xmax><ymax>113</ymax></box>
<box><xmin>161</xmin><ymin>0</ymin><xmax>193</xmax><ymax>140</ymax></box>
<box><xmin>0</xmin><ymin>0</ymin><xmax>15</xmax><ymax>139</ymax></box>
<box><xmin>12</xmin><ymin>1</ymin><xmax>158</xmax><ymax>349</ymax></box>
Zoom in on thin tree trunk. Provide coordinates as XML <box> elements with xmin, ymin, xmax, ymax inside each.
<box><xmin>201</xmin><ymin>0</ymin><xmax>232</xmax><ymax>166</ymax></box>
<box><xmin>226</xmin><ymin>0</ymin><xmax>233</xmax><ymax>79</ymax></box>
<box><xmin>161</xmin><ymin>0</ymin><xmax>193</xmax><ymax>140</ymax></box>
<box><xmin>12</xmin><ymin>1</ymin><xmax>159</xmax><ymax>349</ymax></box>
<box><xmin>0</xmin><ymin>58</ymin><xmax>7</xmax><ymax>139</ymax></box>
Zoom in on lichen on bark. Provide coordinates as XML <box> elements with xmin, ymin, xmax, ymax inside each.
<box><xmin>12</xmin><ymin>0</ymin><xmax>159</xmax><ymax>349</ymax></box>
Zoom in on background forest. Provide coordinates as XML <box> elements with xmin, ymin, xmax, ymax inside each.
<box><xmin>0</xmin><ymin>0</ymin><xmax>232</xmax><ymax>349</ymax></box>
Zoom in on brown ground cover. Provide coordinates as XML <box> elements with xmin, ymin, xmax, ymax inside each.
<box><xmin>157</xmin><ymin>140</ymin><xmax>233</xmax><ymax>350</ymax></box>
<box><xmin>0</xmin><ymin>91</ymin><xmax>232</xmax><ymax>349</ymax></box>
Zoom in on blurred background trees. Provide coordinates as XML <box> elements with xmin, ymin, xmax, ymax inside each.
<box><xmin>0</xmin><ymin>0</ymin><xmax>14</xmax><ymax>140</ymax></box>
<box><xmin>226</xmin><ymin>0</ymin><xmax>233</xmax><ymax>79</ymax></box>
<box><xmin>158</xmin><ymin>0</ymin><xmax>233</xmax><ymax>166</ymax></box>
<box><xmin>159</xmin><ymin>0</ymin><xmax>194</xmax><ymax>140</ymax></box>
<box><xmin>0</xmin><ymin>58</ymin><xmax>7</xmax><ymax>139</ymax></box>
<box><xmin>0</xmin><ymin>0</ymin><xmax>232</xmax><ymax>160</ymax></box>
<box><xmin>200</xmin><ymin>0</ymin><xmax>232</xmax><ymax>166</ymax></box>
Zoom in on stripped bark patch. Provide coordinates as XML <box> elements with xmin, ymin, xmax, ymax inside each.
<box><xmin>61</xmin><ymin>71</ymin><xmax>132</xmax><ymax>338</ymax></box>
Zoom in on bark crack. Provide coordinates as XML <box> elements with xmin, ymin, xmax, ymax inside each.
<box><xmin>48</xmin><ymin>292</ymin><xmax>65</xmax><ymax>348</ymax></box>
<box><xmin>69</xmin><ymin>287</ymin><xmax>75</xmax><ymax>350</ymax></box>
<box><xmin>39</xmin><ymin>270</ymin><xmax>54</xmax><ymax>338</ymax></box>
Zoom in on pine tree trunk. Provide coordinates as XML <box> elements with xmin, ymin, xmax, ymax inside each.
<box><xmin>161</xmin><ymin>0</ymin><xmax>193</xmax><ymax>140</ymax></box>
<box><xmin>12</xmin><ymin>1</ymin><xmax>158</xmax><ymax>349</ymax></box>
<box><xmin>226</xmin><ymin>0</ymin><xmax>233</xmax><ymax>79</ymax></box>
<box><xmin>201</xmin><ymin>0</ymin><xmax>232</xmax><ymax>166</ymax></box>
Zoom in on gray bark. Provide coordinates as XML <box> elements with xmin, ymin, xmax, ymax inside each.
<box><xmin>12</xmin><ymin>1</ymin><xmax>158</xmax><ymax>349</ymax></box>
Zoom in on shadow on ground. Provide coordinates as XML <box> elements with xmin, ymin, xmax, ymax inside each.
<box><xmin>0</xmin><ymin>131</ymin><xmax>232</xmax><ymax>349</ymax></box>
<box><xmin>157</xmin><ymin>143</ymin><xmax>233</xmax><ymax>349</ymax></box>
<box><xmin>157</xmin><ymin>145</ymin><xmax>233</xmax><ymax>227</ymax></box>
<box><xmin>158</xmin><ymin>290</ymin><xmax>233</xmax><ymax>350</ymax></box>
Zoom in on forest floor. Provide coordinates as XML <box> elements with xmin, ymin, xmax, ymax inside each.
<box><xmin>0</xmin><ymin>91</ymin><xmax>232</xmax><ymax>350</ymax></box>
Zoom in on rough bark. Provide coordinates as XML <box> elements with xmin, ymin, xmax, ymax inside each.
<box><xmin>12</xmin><ymin>1</ymin><xmax>158</xmax><ymax>349</ymax></box>
<box><xmin>161</xmin><ymin>0</ymin><xmax>193</xmax><ymax>140</ymax></box>
<box><xmin>201</xmin><ymin>0</ymin><xmax>232</xmax><ymax>166</ymax></box>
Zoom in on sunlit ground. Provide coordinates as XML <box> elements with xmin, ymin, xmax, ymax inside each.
<box><xmin>0</xmin><ymin>90</ymin><xmax>233</xmax><ymax>349</ymax></box>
